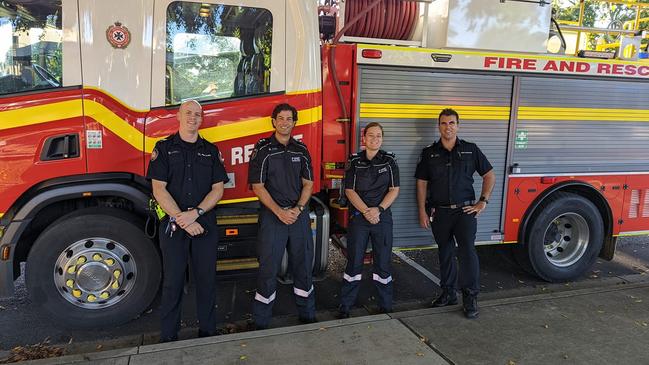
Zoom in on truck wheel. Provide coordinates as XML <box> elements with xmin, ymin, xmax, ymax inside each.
<box><xmin>518</xmin><ymin>192</ymin><xmax>604</xmax><ymax>282</ymax></box>
<box><xmin>26</xmin><ymin>210</ymin><xmax>161</xmax><ymax>328</ymax></box>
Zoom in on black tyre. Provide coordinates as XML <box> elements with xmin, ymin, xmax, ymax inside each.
<box><xmin>26</xmin><ymin>209</ymin><xmax>161</xmax><ymax>328</ymax></box>
<box><xmin>517</xmin><ymin>192</ymin><xmax>604</xmax><ymax>282</ymax></box>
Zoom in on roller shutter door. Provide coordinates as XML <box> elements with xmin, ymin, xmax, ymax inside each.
<box><xmin>513</xmin><ymin>77</ymin><xmax>649</xmax><ymax>174</ymax></box>
<box><xmin>357</xmin><ymin>67</ymin><xmax>512</xmax><ymax>245</ymax></box>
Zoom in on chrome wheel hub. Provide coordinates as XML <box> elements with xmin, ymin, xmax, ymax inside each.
<box><xmin>54</xmin><ymin>238</ymin><xmax>137</xmax><ymax>309</ymax></box>
<box><xmin>543</xmin><ymin>213</ymin><xmax>589</xmax><ymax>268</ymax></box>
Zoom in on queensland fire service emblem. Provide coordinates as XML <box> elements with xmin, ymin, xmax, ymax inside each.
<box><xmin>106</xmin><ymin>22</ymin><xmax>131</xmax><ymax>49</ymax></box>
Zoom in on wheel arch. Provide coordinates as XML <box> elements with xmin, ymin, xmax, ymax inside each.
<box><xmin>1</xmin><ymin>174</ymin><xmax>151</xmax><ymax>297</ymax></box>
<box><xmin>518</xmin><ymin>181</ymin><xmax>614</xmax><ymax>260</ymax></box>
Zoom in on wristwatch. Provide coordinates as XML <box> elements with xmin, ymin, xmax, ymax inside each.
<box><xmin>296</xmin><ymin>204</ymin><xmax>305</xmax><ymax>212</ymax></box>
<box><xmin>479</xmin><ymin>196</ymin><xmax>489</xmax><ymax>204</ymax></box>
<box><xmin>378</xmin><ymin>206</ymin><xmax>385</xmax><ymax>213</ymax></box>
<box><xmin>196</xmin><ymin>207</ymin><xmax>205</xmax><ymax>216</ymax></box>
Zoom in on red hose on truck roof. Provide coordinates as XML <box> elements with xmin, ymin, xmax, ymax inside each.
<box><xmin>345</xmin><ymin>0</ymin><xmax>417</xmax><ymax>40</ymax></box>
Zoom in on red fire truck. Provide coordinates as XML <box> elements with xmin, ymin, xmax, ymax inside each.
<box><xmin>1</xmin><ymin>0</ymin><xmax>648</xmax><ymax>327</ymax></box>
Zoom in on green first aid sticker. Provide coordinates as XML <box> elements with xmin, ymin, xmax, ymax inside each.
<box><xmin>515</xmin><ymin>129</ymin><xmax>528</xmax><ymax>149</ymax></box>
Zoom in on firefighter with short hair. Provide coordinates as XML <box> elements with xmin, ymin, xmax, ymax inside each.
<box><xmin>338</xmin><ymin>122</ymin><xmax>400</xmax><ymax>318</ymax></box>
<box><xmin>248</xmin><ymin>103</ymin><xmax>316</xmax><ymax>329</ymax></box>
<box><xmin>415</xmin><ymin>108</ymin><xmax>495</xmax><ymax>319</ymax></box>
<box><xmin>147</xmin><ymin>100</ymin><xmax>229</xmax><ymax>341</ymax></box>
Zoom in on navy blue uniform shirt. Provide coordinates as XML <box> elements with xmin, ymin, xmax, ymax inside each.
<box><xmin>414</xmin><ymin>138</ymin><xmax>492</xmax><ymax>207</ymax></box>
<box><xmin>344</xmin><ymin>149</ymin><xmax>399</xmax><ymax>215</ymax></box>
<box><xmin>247</xmin><ymin>134</ymin><xmax>313</xmax><ymax>208</ymax></box>
<box><xmin>146</xmin><ymin>133</ymin><xmax>229</xmax><ymax>225</ymax></box>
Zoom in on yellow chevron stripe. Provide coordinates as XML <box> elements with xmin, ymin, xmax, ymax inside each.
<box><xmin>196</xmin><ymin>106</ymin><xmax>322</xmax><ymax>150</ymax></box>
<box><xmin>85</xmin><ymin>86</ymin><xmax>150</xmax><ymax>113</ymax></box>
<box><xmin>360</xmin><ymin>103</ymin><xmax>510</xmax><ymax>120</ymax></box>
<box><xmin>0</xmin><ymin>99</ymin><xmax>84</xmax><ymax>131</ymax></box>
<box><xmin>84</xmin><ymin>99</ymin><xmax>148</xmax><ymax>151</ymax></box>
<box><xmin>1</xmin><ymin>98</ymin><xmax>321</xmax><ymax>153</ymax></box>
<box><xmin>518</xmin><ymin>106</ymin><xmax>649</xmax><ymax>121</ymax></box>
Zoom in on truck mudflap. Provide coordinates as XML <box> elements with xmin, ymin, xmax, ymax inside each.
<box><xmin>0</xmin><ymin>260</ymin><xmax>14</xmax><ymax>298</ymax></box>
<box><xmin>0</xmin><ymin>218</ymin><xmax>31</xmax><ymax>298</ymax></box>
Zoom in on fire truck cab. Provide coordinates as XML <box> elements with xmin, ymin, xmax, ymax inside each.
<box><xmin>0</xmin><ymin>0</ymin><xmax>326</xmax><ymax>327</ymax></box>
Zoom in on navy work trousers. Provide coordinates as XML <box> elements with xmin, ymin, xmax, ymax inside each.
<box><xmin>431</xmin><ymin>207</ymin><xmax>479</xmax><ymax>294</ymax></box>
<box><xmin>339</xmin><ymin>211</ymin><xmax>394</xmax><ymax>312</ymax></box>
<box><xmin>159</xmin><ymin>219</ymin><xmax>219</xmax><ymax>341</ymax></box>
<box><xmin>253</xmin><ymin>208</ymin><xmax>315</xmax><ymax>328</ymax></box>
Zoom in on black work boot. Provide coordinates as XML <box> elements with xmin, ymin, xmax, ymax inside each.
<box><xmin>158</xmin><ymin>335</ymin><xmax>178</xmax><ymax>343</ymax></box>
<box><xmin>431</xmin><ymin>288</ymin><xmax>458</xmax><ymax>307</ymax></box>
<box><xmin>299</xmin><ymin>315</ymin><xmax>318</xmax><ymax>324</ymax></box>
<box><xmin>198</xmin><ymin>329</ymin><xmax>216</xmax><ymax>338</ymax></box>
<box><xmin>462</xmin><ymin>290</ymin><xmax>479</xmax><ymax>319</ymax></box>
<box><xmin>337</xmin><ymin>305</ymin><xmax>350</xmax><ymax>319</ymax></box>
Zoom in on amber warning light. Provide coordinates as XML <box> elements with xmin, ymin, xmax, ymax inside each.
<box><xmin>1</xmin><ymin>245</ymin><xmax>10</xmax><ymax>261</ymax></box>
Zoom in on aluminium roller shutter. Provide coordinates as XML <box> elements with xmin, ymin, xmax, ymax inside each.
<box><xmin>513</xmin><ymin>76</ymin><xmax>649</xmax><ymax>174</ymax></box>
<box><xmin>357</xmin><ymin>67</ymin><xmax>512</xmax><ymax>245</ymax></box>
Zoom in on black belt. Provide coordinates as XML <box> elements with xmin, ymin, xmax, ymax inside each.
<box><xmin>435</xmin><ymin>200</ymin><xmax>475</xmax><ymax>209</ymax></box>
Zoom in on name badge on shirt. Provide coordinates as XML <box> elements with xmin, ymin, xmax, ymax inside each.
<box><xmin>292</xmin><ymin>157</ymin><xmax>301</xmax><ymax>162</ymax></box>
<box><xmin>378</xmin><ymin>167</ymin><xmax>388</xmax><ymax>174</ymax></box>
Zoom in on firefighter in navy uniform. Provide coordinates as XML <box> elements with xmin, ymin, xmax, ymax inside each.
<box><xmin>248</xmin><ymin>103</ymin><xmax>316</xmax><ymax>329</ymax></box>
<box><xmin>338</xmin><ymin>122</ymin><xmax>400</xmax><ymax>319</ymax></box>
<box><xmin>415</xmin><ymin>108</ymin><xmax>495</xmax><ymax>319</ymax></box>
<box><xmin>147</xmin><ymin>100</ymin><xmax>229</xmax><ymax>342</ymax></box>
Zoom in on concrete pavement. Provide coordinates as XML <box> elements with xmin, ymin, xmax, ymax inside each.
<box><xmin>13</xmin><ymin>280</ymin><xmax>649</xmax><ymax>365</ymax></box>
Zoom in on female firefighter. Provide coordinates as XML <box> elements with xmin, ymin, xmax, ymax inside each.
<box><xmin>338</xmin><ymin>122</ymin><xmax>400</xmax><ymax>318</ymax></box>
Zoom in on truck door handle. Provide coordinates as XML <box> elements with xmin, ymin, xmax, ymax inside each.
<box><xmin>40</xmin><ymin>134</ymin><xmax>80</xmax><ymax>161</ymax></box>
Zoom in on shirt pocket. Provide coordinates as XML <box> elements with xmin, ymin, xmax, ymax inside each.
<box><xmin>289</xmin><ymin>153</ymin><xmax>303</xmax><ymax>176</ymax></box>
<box><xmin>266</xmin><ymin>153</ymin><xmax>283</xmax><ymax>179</ymax></box>
<box><xmin>196</xmin><ymin>155</ymin><xmax>214</xmax><ymax>168</ymax></box>
<box><xmin>460</xmin><ymin>153</ymin><xmax>475</xmax><ymax>174</ymax></box>
<box><xmin>428</xmin><ymin>158</ymin><xmax>446</xmax><ymax>181</ymax></box>
<box><xmin>354</xmin><ymin>167</ymin><xmax>373</xmax><ymax>190</ymax></box>
<box><xmin>167</xmin><ymin>151</ymin><xmax>184</xmax><ymax>179</ymax></box>
<box><xmin>195</xmin><ymin>156</ymin><xmax>215</xmax><ymax>189</ymax></box>
<box><xmin>457</xmin><ymin>152</ymin><xmax>476</xmax><ymax>184</ymax></box>
<box><xmin>375</xmin><ymin>165</ymin><xmax>391</xmax><ymax>188</ymax></box>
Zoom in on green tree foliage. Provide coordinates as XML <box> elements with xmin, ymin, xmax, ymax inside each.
<box><xmin>595</xmin><ymin>0</ymin><xmax>649</xmax><ymax>49</ymax></box>
<box><xmin>552</xmin><ymin>0</ymin><xmax>597</xmax><ymax>26</ymax></box>
<box><xmin>165</xmin><ymin>2</ymin><xmax>272</xmax><ymax>104</ymax></box>
<box><xmin>552</xmin><ymin>0</ymin><xmax>649</xmax><ymax>50</ymax></box>
<box><xmin>552</xmin><ymin>0</ymin><xmax>599</xmax><ymax>49</ymax></box>
<box><xmin>0</xmin><ymin>1</ymin><xmax>62</xmax><ymax>93</ymax></box>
